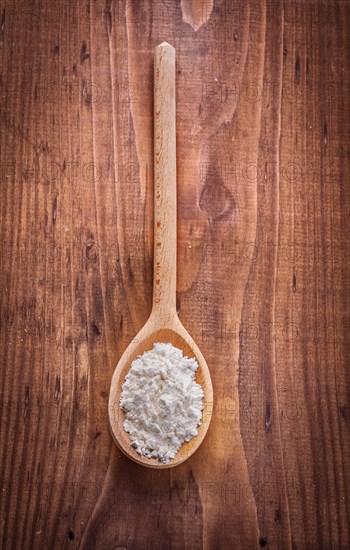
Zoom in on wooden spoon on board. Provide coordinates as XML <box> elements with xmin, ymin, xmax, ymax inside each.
<box><xmin>108</xmin><ymin>42</ymin><xmax>213</xmax><ymax>468</ymax></box>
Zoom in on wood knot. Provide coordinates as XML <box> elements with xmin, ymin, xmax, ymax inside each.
<box><xmin>199</xmin><ymin>177</ymin><xmax>234</xmax><ymax>221</ymax></box>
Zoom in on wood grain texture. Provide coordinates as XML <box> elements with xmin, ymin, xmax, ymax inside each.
<box><xmin>0</xmin><ymin>0</ymin><xmax>349</xmax><ymax>549</ymax></box>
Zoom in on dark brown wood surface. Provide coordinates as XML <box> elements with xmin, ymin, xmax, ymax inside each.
<box><xmin>1</xmin><ymin>1</ymin><xmax>350</xmax><ymax>549</ymax></box>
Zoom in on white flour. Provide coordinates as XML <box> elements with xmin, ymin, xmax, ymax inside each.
<box><xmin>119</xmin><ymin>342</ymin><xmax>204</xmax><ymax>464</ymax></box>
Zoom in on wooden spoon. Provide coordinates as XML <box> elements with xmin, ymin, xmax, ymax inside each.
<box><xmin>108</xmin><ymin>42</ymin><xmax>213</xmax><ymax>468</ymax></box>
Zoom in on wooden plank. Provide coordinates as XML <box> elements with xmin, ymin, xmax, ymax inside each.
<box><xmin>0</xmin><ymin>1</ymin><xmax>349</xmax><ymax>548</ymax></box>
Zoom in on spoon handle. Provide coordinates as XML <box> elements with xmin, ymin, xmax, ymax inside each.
<box><xmin>153</xmin><ymin>43</ymin><xmax>177</xmax><ymax>317</ymax></box>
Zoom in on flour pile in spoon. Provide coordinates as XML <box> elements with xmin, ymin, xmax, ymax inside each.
<box><xmin>119</xmin><ymin>342</ymin><xmax>204</xmax><ymax>464</ymax></box>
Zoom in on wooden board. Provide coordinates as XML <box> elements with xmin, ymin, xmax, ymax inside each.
<box><xmin>1</xmin><ymin>1</ymin><xmax>349</xmax><ymax>548</ymax></box>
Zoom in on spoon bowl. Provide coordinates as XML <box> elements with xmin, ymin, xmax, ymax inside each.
<box><xmin>109</xmin><ymin>315</ymin><xmax>213</xmax><ymax>468</ymax></box>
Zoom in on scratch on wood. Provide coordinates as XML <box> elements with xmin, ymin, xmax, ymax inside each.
<box><xmin>265</xmin><ymin>401</ymin><xmax>272</xmax><ymax>432</ymax></box>
<box><xmin>92</xmin><ymin>323</ymin><xmax>101</xmax><ymax>336</ymax></box>
<box><xmin>295</xmin><ymin>54</ymin><xmax>300</xmax><ymax>84</ymax></box>
<box><xmin>52</xmin><ymin>196</ymin><xmax>57</xmax><ymax>224</ymax></box>
<box><xmin>24</xmin><ymin>385</ymin><xmax>30</xmax><ymax>419</ymax></box>
<box><xmin>92</xmin><ymin>430</ymin><xmax>102</xmax><ymax>441</ymax></box>
<box><xmin>107</xmin><ymin>3</ymin><xmax>112</xmax><ymax>35</ymax></box>
<box><xmin>54</xmin><ymin>376</ymin><xmax>61</xmax><ymax>402</ymax></box>
<box><xmin>80</xmin><ymin>41</ymin><xmax>90</xmax><ymax>64</ymax></box>
<box><xmin>1</xmin><ymin>8</ymin><xmax>5</xmax><ymax>28</ymax></box>
<box><xmin>340</xmin><ymin>405</ymin><xmax>349</xmax><ymax>423</ymax></box>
